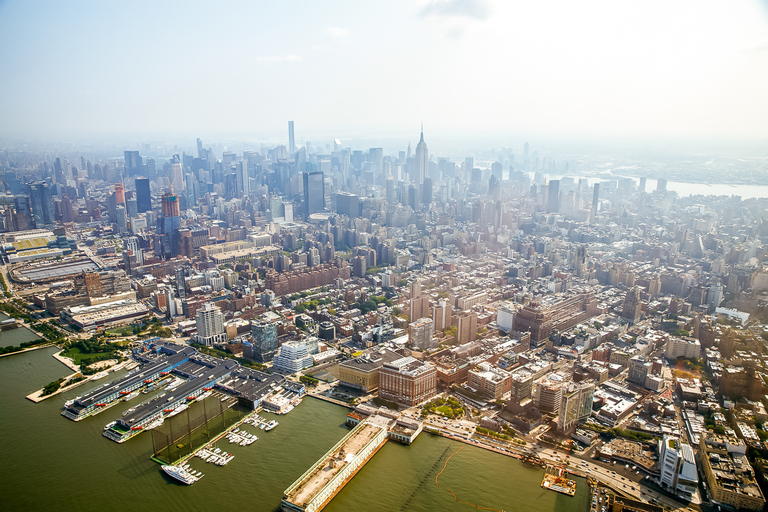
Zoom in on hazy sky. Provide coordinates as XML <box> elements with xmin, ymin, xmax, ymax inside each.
<box><xmin>1</xmin><ymin>0</ymin><xmax>767</xmax><ymax>142</ymax></box>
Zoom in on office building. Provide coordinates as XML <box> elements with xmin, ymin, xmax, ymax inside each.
<box><xmin>379</xmin><ymin>356</ymin><xmax>437</xmax><ymax>406</ymax></box>
<box><xmin>699</xmin><ymin>435</ymin><xmax>765</xmax><ymax>511</ymax></box>
<box><xmin>272</xmin><ymin>340</ymin><xmax>314</xmax><ymax>373</ymax></box>
<box><xmin>591</xmin><ymin>183</ymin><xmax>600</xmax><ymax>221</ymax></box>
<box><xmin>335</xmin><ymin>191</ymin><xmax>359</xmax><ymax>218</ymax></box>
<box><xmin>659</xmin><ymin>436</ymin><xmax>698</xmax><ymax>501</ymax></box>
<box><xmin>135</xmin><ymin>177</ymin><xmax>151</xmax><ymax>213</ymax></box>
<box><xmin>557</xmin><ymin>381</ymin><xmax>594</xmax><ymax>432</ymax></box>
<box><xmin>621</xmin><ymin>286</ymin><xmax>642</xmax><ymax>324</ymax></box>
<box><xmin>547</xmin><ymin>180</ymin><xmax>560</xmax><ymax>213</ymax></box>
<box><xmin>303</xmin><ymin>171</ymin><xmax>325</xmax><ymax>216</ymax></box>
<box><xmin>124</xmin><ymin>151</ymin><xmax>142</xmax><ymax>176</ymax></box>
<box><xmin>288</xmin><ymin>121</ymin><xmax>295</xmax><ymax>154</ymax></box>
<box><xmin>170</xmin><ymin>154</ymin><xmax>184</xmax><ymax>192</ymax></box>
<box><xmin>467</xmin><ymin>363</ymin><xmax>511</xmax><ymax>399</ymax></box>
<box><xmin>251</xmin><ymin>321</ymin><xmax>278</xmax><ymax>363</ymax></box>
<box><xmin>414</xmin><ymin>127</ymin><xmax>428</xmax><ymax>185</ymax></box>
<box><xmin>27</xmin><ymin>181</ymin><xmax>54</xmax><ymax>226</ymax></box>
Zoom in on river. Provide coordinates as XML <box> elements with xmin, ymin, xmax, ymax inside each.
<box><xmin>0</xmin><ymin>311</ymin><xmax>41</xmax><ymax>348</ymax></box>
<box><xmin>0</xmin><ymin>347</ymin><xmax>587</xmax><ymax>512</ymax></box>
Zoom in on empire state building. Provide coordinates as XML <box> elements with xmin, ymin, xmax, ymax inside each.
<box><xmin>414</xmin><ymin>125</ymin><xmax>428</xmax><ymax>185</ymax></box>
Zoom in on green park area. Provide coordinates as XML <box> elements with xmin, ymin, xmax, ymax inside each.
<box><xmin>62</xmin><ymin>339</ymin><xmax>118</xmax><ymax>366</ymax></box>
<box><xmin>422</xmin><ymin>397</ymin><xmax>464</xmax><ymax>418</ymax></box>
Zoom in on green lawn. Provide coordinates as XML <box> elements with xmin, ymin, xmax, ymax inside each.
<box><xmin>106</xmin><ymin>325</ymin><xmax>140</xmax><ymax>336</ymax></box>
<box><xmin>62</xmin><ymin>346</ymin><xmax>116</xmax><ymax>365</ymax></box>
<box><xmin>436</xmin><ymin>405</ymin><xmax>454</xmax><ymax>415</ymax></box>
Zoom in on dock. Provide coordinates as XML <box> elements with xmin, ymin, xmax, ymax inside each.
<box><xmin>541</xmin><ymin>465</ymin><xmax>576</xmax><ymax>496</ymax></box>
<box><xmin>282</xmin><ymin>418</ymin><xmax>389</xmax><ymax>512</ymax></box>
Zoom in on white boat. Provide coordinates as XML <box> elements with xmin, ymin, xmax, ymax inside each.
<box><xmin>161</xmin><ymin>465</ymin><xmax>201</xmax><ymax>485</ymax></box>
<box><xmin>91</xmin><ymin>371</ymin><xmax>109</xmax><ymax>381</ymax></box>
<box><xmin>197</xmin><ymin>390</ymin><xmax>212</xmax><ymax>401</ymax></box>
<box><xmin>104</xmin><ymin>420</ymin><xmax>117</xmax><ymax>431</ymax></box>
<box><xmin>265</xmin><ymin>420</ymin><xmax>278</xmax><ymax>431</ymax></box>
<box><xmin>220</xmin><ymin>396</ymin><xmax>228</xmax><ymax>402</ymax></box>
<box><xmin>123</xmin><ymin>391</ymin><xmax>140</xmax><ymax>402</ymax></box>
<box><xmin>168</xmin><ymin>404</ymin><xmax>189</xmax><ymax>417</ymax></box>
<box><xmin>147</xmin><ymin>417</ymin><xmax>165</xmax><ymax>429</ymax></box>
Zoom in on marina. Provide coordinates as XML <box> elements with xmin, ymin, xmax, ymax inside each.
<box><xmin>1</xmin><ymin>347</ymin><xmax>589</xmax><ymax>512</ymax></box>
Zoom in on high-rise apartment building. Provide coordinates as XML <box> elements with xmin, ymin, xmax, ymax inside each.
<box><xmin>409</xmin><ymin>317</ymin><xmax>434</xmax><ymax>350</ymax></box>
<box><xmin>194</xmin><ymin>302</ymin><xmax>226</xmax><ymax>346</ymax></box>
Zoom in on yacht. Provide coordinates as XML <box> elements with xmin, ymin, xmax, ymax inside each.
<box><xmin>122</xmin><ymin>391</ymin><xmax>140</xmax><ymax>402</ymax></box>
<box><xmin>103</xmin><ymin>421</ymin><xmax>117</xmax><ymax>431</ymax></box>
<box><xmin>161</xmin><ymin>465</ymin><xmax>201</xmax><ymax>485</ymax></box>
<box><xmin>265</xmin><ymin>420</ymin><xmax>278</xmax><ymax>431</ymax></box>
<box><xmin>168</xmin><ymin>404</ymin><xmax>189</xmax><ymax>417</ymax></box>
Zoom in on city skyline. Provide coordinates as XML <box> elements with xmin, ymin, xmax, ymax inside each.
<box><xmin>1</xmin><ymin>0</ymin><xmax>767</xmax><ymax>141</ymax></box>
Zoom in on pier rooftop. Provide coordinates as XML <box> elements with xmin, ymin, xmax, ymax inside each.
<box><xmin>118</xmin><ymin>357</ymin><xmax>237</xmax><ymax>430</ymax></box>
<box><xmin>285</xmin><ymin>419</ymin><xmax>388</xmax><ymax>510</ymax></box>
<box><xmin>64</xmin><ymin>345</ymin><xmax>195</xmax><ymax>418</ymax></box>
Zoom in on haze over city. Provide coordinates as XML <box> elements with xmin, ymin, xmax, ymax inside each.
<box><xmin>3</xmin><ymin>2</ymin><xmax>768</xmax><ymax>512</ymax></box>
<box><xmin>1</xmin><ymin>0</ymin><xmax>768</xmax><ymax>142</ymax></box>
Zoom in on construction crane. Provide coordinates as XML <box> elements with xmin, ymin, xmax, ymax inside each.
<box><xmin>165</xmin><ymin>173</ymin><xmax>174</xmax><ymax>194</ymax></box>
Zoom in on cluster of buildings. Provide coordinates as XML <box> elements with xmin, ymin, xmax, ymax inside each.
<box><xmin>4</xmin><ymin>127</ymin><xmax>768</xmax><ymax>509</ymax></box>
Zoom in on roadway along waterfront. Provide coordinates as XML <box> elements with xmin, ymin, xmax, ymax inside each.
<box><xmin>0</xmin><ymin>347</ymin><xmax>589</xmax><ymax>512</ymax></box>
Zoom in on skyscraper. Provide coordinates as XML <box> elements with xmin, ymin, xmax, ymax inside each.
<box><xmin>124</xmin><ymin>151</ymin><xmax>142</xmax><ymax>176</ymax></box>
<box><xmin>175</xmin><ymin>267</ymin><xmax>188</xmax><ymax>317</ymax></box>
<box><xmin>657</xmin><ymin>178</ymin><xmax>668</xmax><ymax>192</ymax></box>
<box><xmin>621</xmin><ymin>286</ymin><xmax>642</xmax><ymax>324</ymax></box>
<box><xmin>422</xmin><ymin>177</ymin><xmax>433</xmax><ymax>205</ymax></box>
<box><xmin>591</xmin><ymin>183</ymin><xmax>600</xmax><ymax>222</ymax></box>
<box><xmin>156</xmin><ymin>192</ymin><xmax>181</xmax><ymax>259</ymax></box>
<box><xmin>251</xmin><ymin>321</ymin><xmax>278</xmax><ymax>363</ymax></box>
<box><xmin>27</xmin><ymin>181</ymin><xmax>54</xmax><ymax>227</ymax></box>
<box><xmin>13</xmin><ymin>196</ymin><xmax>32</xmax><ymax>230</ymax></box>
<box><xmin>303</xmin><ymin>171</ymin><xmax>325</xmax><ymax>216</ymax></box>
<box><xmin>145</xmin><ymin>157</ymin><xmax>157</xmax><ymax>180</ymax></box>
<box><xmin>547</xmin><ymin>180</ymin><xmax>560</xmax><ymax>213</ymax></box>
<box><xmin>135</xmin><ymin>177</ymin><xmax>151</xmax><ymax>213</ymax></box>
<box><xmin>195</xmin><ymin>302</ymin><xmax>226</xmax><ymax>346</ymax></box>
<box><xmin>114</xmin><ymin>183</ymin><xmax>125</xmax><ymax>205</ymax></box>
<box><xmin>288</xmin><ymin>121</ymin><xmax>295</xmax><ymax>154</ymax></box>
<box><xmin>414</xmin><ymin>126</ymin><xmax>428</xmax><ymax>185</ymax></box>
<box><xmin>170</xmin><ymin>154</ymin><xmax>184</xmax><ymax>192</ymax></box>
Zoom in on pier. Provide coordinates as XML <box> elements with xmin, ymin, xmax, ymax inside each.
<box><xmin>282</xmin><ymin>406</ymin><xmax>424</xmax><ymax>512</ymax></box>
<box><xmin>282</xmin><ymin>419</ymin><xmax>389</xmax><ymax>512</ymax></box>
